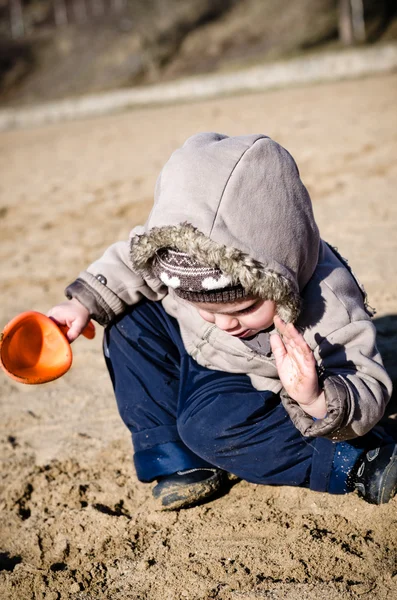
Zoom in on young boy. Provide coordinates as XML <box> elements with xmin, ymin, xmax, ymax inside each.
<box><xmin>48</xmin><ymin>133</ymin><xmax>396</xmax><ymax>509</ymax></box>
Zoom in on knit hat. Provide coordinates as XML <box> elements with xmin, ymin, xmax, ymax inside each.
<box><xmin>152</xmin><ymin>248</ymin><xmax>248</xmax><ymax>303</ymax></box>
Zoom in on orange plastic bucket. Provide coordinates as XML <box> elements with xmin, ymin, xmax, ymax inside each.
<box><xmin>0</xmin><ymin>311</ymin><xmax>95</xmax><ymax>384</ymax></box>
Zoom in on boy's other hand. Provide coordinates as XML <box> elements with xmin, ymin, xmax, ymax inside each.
<box><xmin>270</xmin><ymin>315</ymin><xmax>327</xmax><ymax>419</ymax></box>
<box><xmin>47</xmin><ymin>298</ymin><xmax>91</xmax><ymax>343</ymax></box>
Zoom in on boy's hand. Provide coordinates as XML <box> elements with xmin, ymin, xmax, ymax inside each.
<box><xmin>47</xmin><ymin>298</ymin><xmax>91</xmax><ymax>343</ymax></box>
<box><xmin>270</xmin><ymin>315</ymin><xmax>327</xmax><ymax>419</ymax></box>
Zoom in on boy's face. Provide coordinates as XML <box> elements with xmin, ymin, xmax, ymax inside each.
<box><xmin>191</xmin><ymin>297</ymin><xmax>276</xmax><ymax>339</ymax></box>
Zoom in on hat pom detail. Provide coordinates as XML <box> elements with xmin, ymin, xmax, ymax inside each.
<box><xmin>160</xmin><ymin>273</ymin><xmax>181</xmax><ymax>289</ymax></box>
<box><xmin>202</xmin><ymin>275</ymin><xmax>232</xmax><ymax>290</ymax></box>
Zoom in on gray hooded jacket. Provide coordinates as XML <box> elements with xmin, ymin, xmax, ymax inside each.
<box><xmin>66</xmin><ymin>133</ymin><xmax>392</xmax><ymax>441</ymax></box>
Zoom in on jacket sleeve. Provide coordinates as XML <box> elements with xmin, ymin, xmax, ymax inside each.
<box><xmin>281</xmin><ymin>319</ymin><xmax>393</xmax><ymax>441</ymax></box>
<box><xmin>65</xmin><ymin>227</ymin><xmax>167</xmax><ymax>325</ymax></box>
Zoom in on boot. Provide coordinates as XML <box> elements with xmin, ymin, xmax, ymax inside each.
<box><xmin>349</xmin><ymin>443</ymin><xmax>397</xmax><ymax>504</ymax></box>
<box><xmin>152</xmin><ymin>467</ymin><xmax>225</xmax><ymax>510</ymax></box>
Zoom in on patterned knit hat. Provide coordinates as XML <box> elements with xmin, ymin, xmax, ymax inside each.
<box><xmin>152</xmin><ymin>248</ymin><xmax>247</xmax><ymax>303</ymax></box>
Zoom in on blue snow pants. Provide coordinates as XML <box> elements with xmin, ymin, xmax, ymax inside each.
<box><xmin>103</xmin><ymin>300</ymin><xmax>380</xmax><ymax>494</ymax></box>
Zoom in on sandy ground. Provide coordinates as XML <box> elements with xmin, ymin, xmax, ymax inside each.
<box><xmin>1</xmin><ymin>73</ymin><xmax>397</xmax><ymax>600</ymax></box>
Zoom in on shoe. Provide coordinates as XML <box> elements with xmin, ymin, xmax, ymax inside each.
<box><xmin>152</xmin><ymin>467</ymin><xmax>225</xmax><ymax>510</ymax></box>
<box><xmin>349</xmin><ymin>443</ymin><xmax>397</xmax><ymax>504</ymax></box>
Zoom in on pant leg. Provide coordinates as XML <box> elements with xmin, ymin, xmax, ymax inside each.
<box><xmin>177</xmin><ymin>354</ymin><xmax>333</xmax><ymax>489</ymax></box>
<box><xmin>104</xmin><ymin>300</ymin><xmax>214</xmax><ymax>482</ymax></box>
<box><xmin>176</xmin><ymin>355</ymin><xmax>393</xmax><ymax>493</ymax></box>
<box><xmin>327</xmin><ymin>426</ymin><xmax>396</xmax><ymax>494</ymax></box>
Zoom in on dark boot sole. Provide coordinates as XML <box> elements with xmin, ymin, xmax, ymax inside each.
<box><xmin>153</xmin><ymin>471</ymin><xmax>224</xmax><ymax>510</ymax></box>
<box><xmin>355</xmin><ymin>444</ymin><xmax>397</xmax><ymax>504</ymax></box>
<box><xmin>376</xmin><ymin>446</ymin><xmax>397</xmax><ymax>504</ymax></box>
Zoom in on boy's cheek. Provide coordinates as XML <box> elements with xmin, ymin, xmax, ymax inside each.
<box><xmin>197</xmin><ymin>309</ymin><xmax>215</xmax><ymax>323</ymax></box>
<box><xmin>243</xmin><ymin>315</ymin><xmax>274</xmax><ymax>329</ymax></box>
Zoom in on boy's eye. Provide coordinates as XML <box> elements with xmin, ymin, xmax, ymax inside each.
<box><xmin>237</xmin><ymin>303</ymin><xmax>258</xmax><ymax>316</ymax></box>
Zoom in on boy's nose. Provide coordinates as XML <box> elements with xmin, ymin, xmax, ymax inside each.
<box><xmin>215</xmin><ymin>314</ymin><xmax>239</xmax><ymax>331</ymax></box>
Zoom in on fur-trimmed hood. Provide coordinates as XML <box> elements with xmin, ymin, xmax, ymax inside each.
<box><xmin>130</xmin><ymin>133</ymin><xmax>320</xmax><ymax>323</ymax></box>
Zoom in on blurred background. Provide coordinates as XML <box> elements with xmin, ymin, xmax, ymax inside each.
<box><xmin>1</xmin><ymin>0</ymin><xmax>397</xmax><ymax>107</ymax></box>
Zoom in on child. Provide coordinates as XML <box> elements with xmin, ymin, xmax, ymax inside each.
<box><xmin>48</xmin><ymin>133</ymin><xmax>396</xmax><ymax>509</ymax></box>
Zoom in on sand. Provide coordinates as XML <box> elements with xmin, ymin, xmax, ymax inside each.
<box><xmin>1</xmin><ymin>73</ymin><xmax>397</xmax><ymax>600</ymax></box>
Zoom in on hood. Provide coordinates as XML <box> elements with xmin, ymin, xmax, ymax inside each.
<box><xmin>130</xmin><ymin>133</ymin><xmax>320</xmax><ymax>323</ymax></box>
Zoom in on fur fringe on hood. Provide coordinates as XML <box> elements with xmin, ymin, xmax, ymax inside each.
<box><xmin>130</xmin><ymin>222</ymin><xmax>301</xmax><ymax>323</ymax></box>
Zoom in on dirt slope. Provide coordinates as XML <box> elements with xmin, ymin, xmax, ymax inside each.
<box><xmin>3</xmin><ymin>0</ymin><xmax>396</xmax><ymax>107</ymax></box>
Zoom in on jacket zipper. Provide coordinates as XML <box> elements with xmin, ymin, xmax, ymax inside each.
<box><xmin>191</xmin><ymin>325</ymin><xmax>217</xmax><ymax>359</ymax></box>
